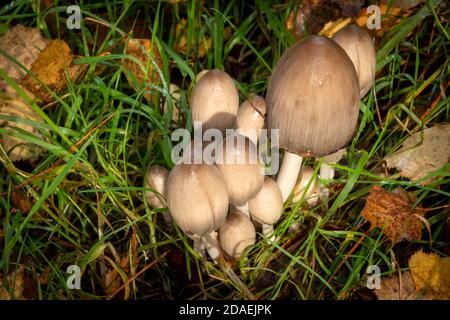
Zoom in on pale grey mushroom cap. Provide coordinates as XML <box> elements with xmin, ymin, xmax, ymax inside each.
<box><xmin>190</xmin><ymin>69</ymin><xmax>239</xmax><ymax>132</ymax></box>
<box><xmin>266</xmin><ymin>35</ymin><xmax>360</xmax><ymax>157</ymax></box>
<box><xmin>219</xmin><ymin>210</ymin><xmax>256</xmax><ymax>259</ymax></box>
<box><xmin>292</xmin><ymin>165</ymin><xmax>319</xmax><ymax>203</ymax></box>
<box><xmin>248</xmin><ymin>177</ymin><xmax>283</xmax><ymax>225</ymax></box>
<box><xmin>234</xmin><ymin>95</ymin><xmax>266</xmax><ymax>133</ymax></box>
<box><xmin>332</xmin><ymin>25</ymin><xmax>376</xmax><ymax>97</ymax></box>
<box><xmin>145</xmin><ymin>164</ymin><xmax>169</xmax><ymax>208</ymax></box>
<box><xmin>216</xmin><ymin>134</ymin><xmax>264</xmax><ymax>206</ymax></box>
<box><xmin>166</xmin><ymin>164</ymin><xmax>229</xmax><ymax>238</ymax></box>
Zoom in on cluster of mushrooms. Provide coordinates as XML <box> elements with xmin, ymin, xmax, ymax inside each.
<box><xmin>144</xmin><ymin>25</ymin><xmax>376</xmax><ymax>262</ymax></box>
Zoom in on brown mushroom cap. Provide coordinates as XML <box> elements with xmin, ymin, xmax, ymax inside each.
<box><xmin>166</xmin><ymin>164</ymin><xmax>229</xmax><ymax>238</ymax></box>
<box><xmin>216</xmin><ymin>134</ymin><xmax>264</xmax><ymax>206</ymax></box>
<box><xmin>145</xmin><ymin>164</ymin><xmax>169</xmax><ymax>208</ymax></box>
<box><xmin>190</xmin><ymin>69</ymin><xmax>239</xmax><ymax>132</ymax></box>
<box><xmin>248</xmin><ymin>177</ymin><xmax>283</xmax><ymax>225</ymax></box>
<box><xmin>219</xmin><ymin>210</ymin><xmax>256</xmax><ymax>259</ymax></box>
<box><xmin>266</xmin><ymin>35</ymin><xmax>360</xmax><ymax>157</ymax></box>
<box><xmin>292</xmin><ymin>166</ymin><xmax>319</xmax><ymax>203</ymax></box>
<box><xmin>332</xmin><ymin>25</ymin><xmax>376</xmax><ymax>97</ymax></box>
<box><xmin>234</xmin><ymin>95</ymin><xmax>266</xmax><ymax>133</ymax></box>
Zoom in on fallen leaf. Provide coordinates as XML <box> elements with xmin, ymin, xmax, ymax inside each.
<box><xmin>374</xmin><ymin>271</ymin><xmax>417</xmax><ymax>300</ymax></box>
<box><xmin>409</xmin><ymin>251</ymin><xmax>450</xmax><ymax>299</ymax></box>
<box><xmin>360</xmin><ymin>186</ymin><xmax>425</xmax><ymax>242</ymax></box>
<box><xmin>0</xmin><ymin>92</ymin><xmax>45</xmax><ymax>161</ymax></box>
<box><xmin>123</xmin><ymin>38</ymin><xmax>162</xmax><ymax>103</ymax></box>
<box><xmin>0</xmin><ymin>25</ymin><xmax>50</xmax><ymax>90</ymax></box>
<box><xmin>20</xmin><ymin>40</ymin><xmax>72</xmax><ymax>102</ymax></box>
<box><xmin>11</xmin><ymin>189</ymin><xmax>33</xmax><ymax>214</ymax></box>
<box><xmin>384</xmin><ymin>124</ymin><xmax>450</xmax><ymax>185</ymax></box>
<box><xmin>0</xmin><ymin>266</ymin><xmax>25</xmax><ymax>300</ymax></box>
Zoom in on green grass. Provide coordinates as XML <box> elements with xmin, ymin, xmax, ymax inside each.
<box><xmin>0</xmin><ymin>0</ymin><xmax>449</xmax><ymax>300</ymax></box>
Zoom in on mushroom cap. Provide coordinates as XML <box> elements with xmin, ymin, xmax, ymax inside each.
<box><xmin>219</xmin><ymin>210</ymin><xmax>256</xmax><ymax>259</ymax></box>
<box><xmin>266</xmin><ymin>35</ymin><xmax>360</xmax><ymax>157</ymax></box>
<box><xmin>248</xmin><ymin>177</ymin><xmax>283</xmax><ymax>225</ymax></box>
<box><xmin>292</xmin><ymin>165</ymin><xmax>319</xmax><ymax>204</ymax></box>
<box><xmin>216</xmin><ymin>134</ymin><xmax>265</xmax><ymax>206</ymax></box>
<box><xmin>332</xmin><ymin>25</ymin><xmax>376</xmax><ymax>97</ymax></box>
<box><xmin>234</xmin><ymin>95</ymin><xmax>266</xmax><ymax>139</ymax></box>
<box><xmin>190</xmin><ymin>69</ymin><xmax>239</xmax><ymax>132</ymax></box>
<box><xmin>145</xmin><ymin>164</ymin><xmax>169</xmax><ymax>208</ymax></box>
<box><xmin>166</xmin><ymin>164</ymin><xmax>229</xmax><ymax>238</ymax></box>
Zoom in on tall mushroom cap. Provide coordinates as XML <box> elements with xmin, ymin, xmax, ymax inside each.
<box><xmin>145</xmin><ymin>164</ymin><xmax>169</xmax><ymax>208</ymax></box>
<box><xmin>266</xmin><ymin>35</ymin><xmax>360</xmax><ymax>157</ymax></box>
<box><xmin>216</xmin><ymin>134</ymin><xmax>264</xmax><ymax>206</ymax></box>
<box><xmin>248</xmin><ymin>177</ymin><xmax>283</xmax><ymax>225</ymax></box>
<box><xmin>332</xmin><ymin>25</ymin><xmax>376</xmax><ymax>97</ymax></box>
<box><xmin>166</xmin><ymin>164</ymin><xmax>229</xmax><ymax>238</ymax></box>
<box><xmin>219</xmin><ymin>210</ymin><xmax>256</xmax><ymax>259</ymax></box>
<box><xmin>190</xmin><ymin>69</ymin><xmax>239</xmax><ymax>132</ymax></box>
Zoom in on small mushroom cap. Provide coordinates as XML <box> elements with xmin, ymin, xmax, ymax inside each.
<box><xmin>266</xmin><ymin>35</ymin><xmax>360</xmax><ymax>157</ymax></box>
<box><xmin>166</xmin><ymin>164</ymin><xmax>229</xmax><ymax>238</ymax></box>
<box><xmin>248</xmin><ymin>177</ymin><xmax>283</xmax><ymax>225</ymax></box>
<box><xmin>219</xmin><ymin>210</ymin><xmax>256</xmax><ymax>259</ymax></box>
<box><xmin>292</xmin><ymin>166</ymin><xmax>319</xmax><ymax>204</ymax></box>
<box><xmin>332</xmin><ymin>24</ymin><xmax>376</xmax><ymax>97</ymax></box>
<box><xmin>234</xmin><ymin>95</ymin><xmax>266</xmax><ymax>140</ymax></box>
<box><xmin>216</xmin><ymin>134</ymin><xmax>264</xmax><ymax>206</ymax></box>
<box><xmin>190</xmin><ymin>69</ymin><xmax>239</xmax><ymax>132</ymax></box>
<box><xmin>145</xmin><ymin>164</ymin><xmax>169</xmax><ymax>208</ymax></box>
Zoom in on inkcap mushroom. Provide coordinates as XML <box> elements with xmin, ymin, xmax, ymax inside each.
<box><xmin>218</xmin><ymin>210</ymin><xmax>256</xmax><ymax>259</ymax></box>
<box><xmin>166</xmin><ymin>163</ymin><xmax>229</xmax><ymax>261</ymax></box>
<box><xmin>266</xmin><ymin>35</ymin><xmax>360</xmax><ymax>202</ymax></box>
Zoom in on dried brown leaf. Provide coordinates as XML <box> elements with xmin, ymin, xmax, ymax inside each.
<box><xmin>361</xmin><ymin>186</ymin><xmax>425</xmax><ymax>242</ymax></box>
<box><xmin>409</xmin><ymin>251</ymin><xmax>450</xmax><ymax>299</ymax></box>
<box><xmin>11</xmin><ymin>189</ymin><xmax>33</xmax><ymax>214</ymax></box>
<box><xmin>20</xmin><ymin>40</ymin><xmax>72</xmax><ymax>102</ymax></box>
<box><xmin>0</xmin><ymin>92</ymin><xmax>45</xmax><ymax>161</ymax></box>
<box><xmin>0</xmin><ymin>266</ymin><xmax>25</xmax><ymax>300</ymax></box>
<box><xmin>123</xmin><ymin>38</ymin><xmax>162</xmax><ymax>103</ymax></box>
<box><xmin>0</xmin><ymin>25</ymin><xmax>49</xmax><ymax>89</ymax></box>
<box><xmin>374</xmin><ymin>271</ymin><xmax>417</xmax><ymax>300</ymax></box>
<box><xmin>385</xmin><ymin>124</ymin><xmax>450</xmax><ymax>185</ymax></box>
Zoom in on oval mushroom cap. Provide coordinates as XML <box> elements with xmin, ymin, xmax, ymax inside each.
<box><xmin>266</xmin><ymin>35</ymin><xmax>360</xmax><ymax>157</ymax></box>
<box><xmin>292</xmin><ymin>165</ymin><xmax>319</xmax><ymax>204</ymax></box>
<box><xmin>190</xmin><ymin>69</ymin><xmax>239</xmax><ymax>132</ymax></box>
<box><xmin>216</xmin><ymin>134</ymin><xmax>264</xmax><ymax>206</ymax></box>
<box><xmin>219</xmin><ymin>210</ymin><xmax>256</xmax><ymax>259</ymax></box>
<box><xmin>234</xmin><ymin>95</ymin><xmax>266</xmax><ymax>142</ymax></box>
<box><xmin>145</xmin><ymin>164</ymin><xmax>169</xmax><ymax>208</ymax></box>
<box><xmin>332</xmin><ymin>25</ymin><xmax>376</xmax><ymax>97</ymax></box>
<box><xmin>248</xmin><ymin>177</ymin><xmax>283</xmax><ymax>225</ymax></box>
<box><xmin>166</xmin><ymin>164</ymin><xmax>229</xmax><ymax>238</ymax></box>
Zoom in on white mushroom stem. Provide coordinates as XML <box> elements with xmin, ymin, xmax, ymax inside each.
<box><xmin>261</xmin><ymin>223</ymin><xmax>274</xmax><ymax>238</ymax></box>
<box><xmin>276</xmin><ymin>151</ymin><xmax>303</xmax><ymax>203</ymax></box>
<box><xmin>319</xmin><ymin>162</ymin><xmax>334</xmax><ymax>202</ymax></box>
<box><xmin>202</xmin><ymin>231</ymin><xmax>222</xmax><ymax>262</ymax></box>
<box><xmin>193</xmin><ymin>238</ymin><xmax>207</xmax><ymax>258</ymax></box>
<box><xmin>234</xmin><ymin>204</ymin><xmax>250</xmax><ymax>218</ymax></box>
